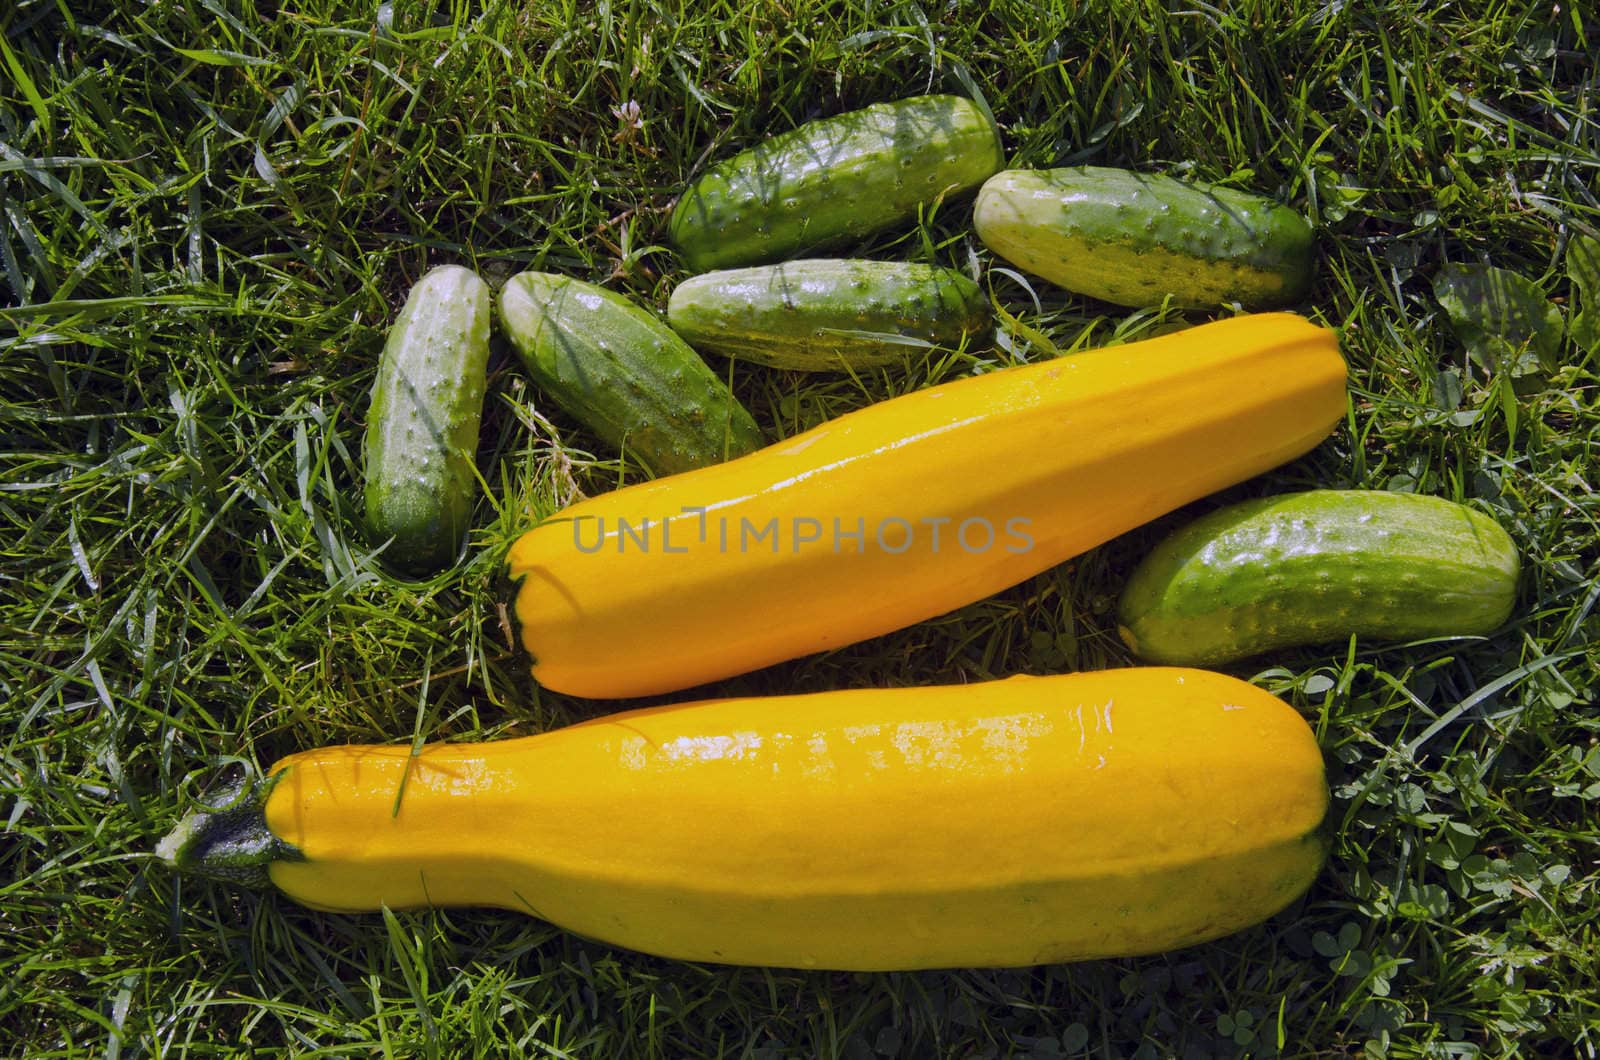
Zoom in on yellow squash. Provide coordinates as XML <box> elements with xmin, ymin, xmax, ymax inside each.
<box><xmin>157</xmin><ymin>668</ymin><xmax>1328</xmax><ymax>971</ymax></box>
<box><xmin>506</xmin><ymin>312</ymin><xmax>1347</xmax><ymax>699</ymax></box>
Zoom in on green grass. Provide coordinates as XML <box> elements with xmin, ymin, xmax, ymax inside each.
<box><xmin>3</xmin><ymin>0</ymin><xmax>1597</xmax><ymax>1055</ymax></box>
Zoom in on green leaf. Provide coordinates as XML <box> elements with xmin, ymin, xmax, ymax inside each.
<box><xmin>0</xmin><ymin>34</ymin><xmax>52</xmax><ymax>138</ymax></box>
<box><xmin>1432</xmin><ymin>368</ymin><xmax>1463</xmax><ymax>411</ymax></box>
<box><xmin>1397</xmin><ymin>882</ymin><xmax>1451</xmax><ymax>920</ymax></box>
<box><xmin>1568</xmin><ymin>234</ymin><xmax>1600</xmax><ymax>312</ymax></box>
<box><xmin>1395</xmin><ymin>783</ymin><xmax>1427</xmax><ymax>814</ymax></box>
<box><xmin>815</xmin><ymin>327</ymin><xmax>935</xmax><ymax>348</ymax></box>
<box><xmin>1312</xmin><ymin>930</ymin><xmax>1344</xmax><ymax>958</ymax></box>
<box><xmin>1302</xmin><ymin>673</ymin><xmax>1335</xmax><ymax>695</ymax></box>
<box><xmin>1433</xmin><ymin>263</ymin><xmax>1564</xmax><ymax>375</ymax></box>
<box><xmin>1567</xmin><ymin>235</ymin><xmax>1600</xmax><ymax>357</ymax></box>
<box><xmin>1497</xmin><ymin>372</ymin><xmax>1519</xmax><ymax>444</ymax></box>
<box><xmin>989</xmin><ymin>296</ymin><xmax>1059</xmax><ymax>359</ymax></box>
<box><xmin>172</xmin><ymin>46</ymin><xmax>275</xmax><ymax>67</ymax></box>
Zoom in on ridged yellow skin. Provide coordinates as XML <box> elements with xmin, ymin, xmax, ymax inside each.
<box><xmin>506</xmin><ymin>313</ymin><xmax>1348</xmax><ymax>699</ymax></box>
<box><xmin>264</xmin><ymin>668</ymin><xmax>1328</xmax><ymax>971</ymax></box>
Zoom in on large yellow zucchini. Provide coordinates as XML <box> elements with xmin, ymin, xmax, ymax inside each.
<box><xmin>506</xmin><ymin>313</ymin><xmax>1347</xmax><ymax>699</ymax></box>
<box><xmin>157</xmin><ymin>669</ymin><xmax>1328</xmax><ymax>971</ymax></box>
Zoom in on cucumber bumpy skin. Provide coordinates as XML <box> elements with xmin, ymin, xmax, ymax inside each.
<box><xmin>498</xmin><ymin>272</ymin><xmax>765</xmax><ymax>476</ymax></box>
<box><xmin>669</xmin><ymin>95</ymin><xmax>1005</xmax><ymax>273</ymax></box>
<box><xmin>666</xmin><ymin>259</ymin><xmax>991</xmax><ymax>371</ymax></box>
<box><xmin>973</xmin><ymin>167</ymin><xmax>1314</xmax><ymax>309</ymax></box>
<box><xmin>362</xmin><ymin>264</ymin><xmax>492</xmax><ymax>573</ymax></box>
<box><xmin>1117</xmin><ymin>490</ymin><xmax>1521</xmax><ymax>666</ymax></box>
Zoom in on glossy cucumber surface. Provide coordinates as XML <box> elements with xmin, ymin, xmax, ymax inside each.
<box><xmin>362</xmin><ymin>264</ymin><xmax>492</xmax><ymax>573</ymax></box>
<box><xmin>667</xmin><ymin>259</ymin><xmax>990</xmax><ymax>370</ymax></box>
<box><xmin>670</xmin><ymin>95</ymin><xmax>1005</xmax><ymax>272</ymax></box>
<box><xmin>973</xmin><ymin>167</ymin><xmax>1313</xmax><ymax>308</ymax></box>
<box><xmin>498</xmin><ymin>272</ymin><xmax>765</xmax><ymax>475</ymax></box>
<box><xmin>1118</xmin><ymin>490</ymin><xmax>1520</xmax><ymax>665</ymax></box>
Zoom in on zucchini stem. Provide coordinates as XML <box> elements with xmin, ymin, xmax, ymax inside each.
<box><xmin>155</xmin><ymin>771</ymin><xmax>302</xmax><ymax>887</ymax></box>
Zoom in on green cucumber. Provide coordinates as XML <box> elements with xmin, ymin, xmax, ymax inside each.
<box><xmin>498</xmin><ymin>272</ymin><xmax>765</xmax><ymax>475</ymax></box>
<box><xmin>1117</xmin><ymin>490</ymin><xmax>1520</xmax><ymax>665</ymax></box>
<box><xmin>973</xmin><ymin>167</ymin><xmax>1313</xmax><ymax>309</ymax></box>
<box><xmin>670</xmin><ymin>95</ymin><xmax>1005</xmax><ymax>273</ymax></box>
<box><xmin>362</xmin><ymin>264</ymin><xmax>491</xmax><ymax>573</ymax></box>
<box><xmin>666</xmin><ymin>259</ymin><xmax>990</xmax><ymax>371</ymax></box>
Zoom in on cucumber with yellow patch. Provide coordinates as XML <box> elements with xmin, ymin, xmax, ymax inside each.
<box><xmin>1118</xmin><ymin>490</ymin><xmax>1520</xmax><ymax>665</ymax></box>
<box><xmin>973</xmin><ymin>167</ymin><xmax>1313</xmax><ymax>309</ymax></box>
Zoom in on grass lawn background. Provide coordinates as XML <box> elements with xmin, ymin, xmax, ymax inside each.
<box><xmin>3</xmin><ymin>1</ymin><xmax>1597</xmax><ymax>1056</ymax></box>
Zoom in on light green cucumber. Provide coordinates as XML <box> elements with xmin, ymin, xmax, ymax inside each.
<box><xmin>670</xmin><ymin>95</ymin><xmax>1005</xmax><ymax>273</ymax></box>
<box><xmin>1117</xmin><ymin>490</ymin><xmax>1520</xmax><ymax>665</ymax></box>
<box><xmin>498</xmin><ymin>272</ymin><xmax>765</xmax><ymax>476</ymax></box>
<box><xmin>362</xmin><ymin>264</ymin><xmax>491</xmax><ymax>573</ymax></box>
<box><xmin>973</xmin><ymin>167</ymin><xmax>1313</xmax><ymax>308</ymax></box>
<box><xmin>666</xmin><ymin>259</ymin><xmax>990</xmax><ymax>371</ymax></box>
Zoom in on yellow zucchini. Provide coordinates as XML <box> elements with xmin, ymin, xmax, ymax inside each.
<box><xmin>157</xmin><ymin>668</ymin><xmax>1328</xmax><ymax>971</ymax></box>
<box><xmin>505</xmin><ymin>313</ymin><xmax>1348</xmax><ymax>699</ymax></box>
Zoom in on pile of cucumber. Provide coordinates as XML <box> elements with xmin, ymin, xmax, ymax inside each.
<box><xmin>364</xmin><ymin>95</ymin><xmax>1516</xmax><ymax>678</ymax></box>
<box><xmin>161</xmin><ymin>94</ymin><xmax>1522</xmax><ymax>973</ymax></box>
